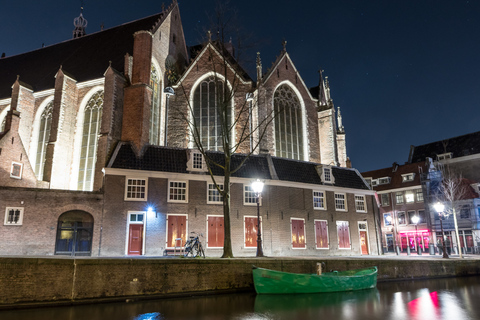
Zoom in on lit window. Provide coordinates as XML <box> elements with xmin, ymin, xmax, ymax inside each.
<box><xmin>355</xmin><ymin>195</ymin><xmax>366</xmax><ymax>212</ymax></box>
<box><xmin>10</xmin><ymin>162</ymin><xmax>23</xmax><ymax>179</ymax></box>
<box><xmin>405</xmin><ymin>191</ymin><xmax>414</xmax><ymax>203</ymax></box>
<box><xmin>401</xmin><ymin>173</ymin><xmax>415</xmax><ymax>182</ymax></box>
<box><xmin>398</xmin><ymin>212</ymin><xmax>406</xmax><ymax>225</ymax></box>
<box><xmin>384</xmin><ymin>213</ymin><xmax>392</xmax><ymax>226</ymax></box>
<box><xmin>313</xmin><ymin>191</ymin><xmax>326</xmax><ymax>210</ymax></box>
<box><xmin>381</xmin><ymin>194</ymin><xmax>390</xmax><ymax>206</ymax></box>
<box><xmin>395</xmin><ymin>192</ymin><xmax>404</xmax><ymax>204</ymax></box>
<box><xmin>208</xmin><ymin>183</ymin><xmax>223</xmax><ymax>203</ymax></box>
<box><xmin>125</xmin><ymin>178</ymin><xmax>147</xmax><ymax>201</ymax></box>
<box><xmin>35</xmin><ymin>101</ymin><xmax>53</xmax><ymax>180</ymax></box>
<box><xmin>336</xmin><ymin>221</ymin><xmax>351</xmax><ymax>249</ymax></box>
<box><xmin>4</xmin><ymin>207</ymin><xmax>24</xmax><ymax>225</ymax></box>
<box><xmin>334</xmin><ymin>193</ymin><xmax>347</xmax><ymax>211</ymax></box>
<box><xmin>168</xmin><ymin>181</ymin><xmax>188</xmax><ymax>202</ymax></box>
<box><xmin>244</xmin><ymin>185</ymin><xmax>260</xmax><ymax>205</ymax></box>
<box><xmin>291</xmin><ymin>218</ymin><xmax>306</xmax><ymax>249</ymax></box>
<box><xmin>416</xmin><ymin>189</ymin><xmax>423</xmax><ymax>202</ymax></box>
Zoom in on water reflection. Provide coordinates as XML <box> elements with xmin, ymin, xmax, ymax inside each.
<box><xmin>2</xmin><ymin>277</ymin><xmax>480</xmax><ymax>320</ymax></box>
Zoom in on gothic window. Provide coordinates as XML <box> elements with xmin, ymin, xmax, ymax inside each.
<box><xmin>149</xmin><ymin>64</ymin><xmax>161</xmax><ymax>145</ymax></box>
<box><xmin>35</xmin><ymin>101</ymin><xmax>53</xmax><ymax>180</ymax></box>
<box><xmin>77</xmin><ymin>90</ymin><xmax>103</xmax><ymax>191</ymax></box>
<box><xmin>274</xmin><ymin>84</ymin><xmax>304</xmax><ymax>160</ymax></box>
<box><xmin>192</xmin><ymin>76</ymin><xmax>231</xmax><ymax>151</ymax></box>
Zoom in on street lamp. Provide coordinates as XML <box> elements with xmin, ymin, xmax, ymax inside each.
<box><xmin>251</xmin><ymin>179</ymin><xmax>264</xmax><ymax>257</ymax></box>
<box><xmin>433</xmin><ymin>202</ymin><xmax>449</xmax><ymax>259</ymax></box>
<box><xmin>411</xmin><ymin>215</ymin><xmax>421</xmax><ymax>255</ymax></box>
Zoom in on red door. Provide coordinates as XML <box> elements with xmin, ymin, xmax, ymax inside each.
<box><xmin>167</xmin><ymin>215</ymin><xmax>187</xmax><ymax>248</ymax></box>
<box><xmin>291</xmin><ymin>219</ymin><xmax>305</xmax><ymax>248</ymax></box>
<box><xmin>337</xmin><ymin>221</ymin><xmax>350</xmax><ymax>249</ymax></box>
<box><xmin>207</xmin><ymin>216</ymin><xmax>224</xmax><ymax>248</ymax></box>
<box><xmin>360</xmin><ymin>230</ymin><xmax>369</xmax><ymax>255</ymax></box>
<box><xmin>315</xmin><ymin>220</ymin><xmax>328</xmax><ymax>249</ymax></box>
<box><xmin>245</xmin><ymin>217</ymin><xmax>259</xmax><ymax>248</ymax></box>
<box><xmin>128</xmin><ymin>224</ymin><xmax>143</xmax><ymax>255</ymax></box>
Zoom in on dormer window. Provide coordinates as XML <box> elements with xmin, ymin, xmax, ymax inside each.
<box><xmin>324</xmin><ymin>167</ymin><xmax>332</xmax><ymax>182</ymax></box>
<box><xmin>187</xmin><ymin>150</ymin><xmax>207</xmax><ymax>172</ymax></box>
<box><xmin>378</xmin><ymin>177</ymin><xmax>390</xmax><ymax>185</ymax></box>
<box><xmin>437</xmin><ymin>153</ymin><xmax>452</xmax><ymax>161</ymax></box>
<box><xmin>318</xmin><ymin>165</ymin><xmax>335</xmax><ymax>184</ymax></box>
<box><xmin>401</xmin><ymin>173</ymin><xmax>415</xmax><ymax>182</ymax></box>
<box><xmin>371</xmin><ymin>179</ymin><xmax>378</xmax><ymax>186</ymax></box>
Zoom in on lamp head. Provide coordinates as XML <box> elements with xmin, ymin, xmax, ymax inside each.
<box><xmin>411</xmin><ymin>215</ymin><xmax>419</xmax><ymax>224</ymax></box>
<box><xmin>251</xmin><ymin>179</ymin><xmax>264</xmax><ymax>193</ymax></box>
<box><xmin>433</xmin><ymin>202</ymin><xmax>445</xmax><ymax>213</ymax></box>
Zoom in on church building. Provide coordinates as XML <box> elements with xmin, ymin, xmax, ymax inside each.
<box><xmin>0</xmin><ymin>1</ymin><xmax>379</xmax><ymax>257</ymax></box>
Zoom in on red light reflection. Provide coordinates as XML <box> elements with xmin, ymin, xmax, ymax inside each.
<box><xmin>408</xmin><ymin>291</ymin><xmax>440</xmax><ymax>319</ymax></box>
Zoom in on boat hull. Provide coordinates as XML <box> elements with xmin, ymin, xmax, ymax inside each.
<box><xmin>253</xmin><ymin>266</ymin><xmax>378</xmax><ymax>294</ymax></box>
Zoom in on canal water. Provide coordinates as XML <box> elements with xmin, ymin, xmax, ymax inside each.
<box><xmin>2</xmin><ymin>276</ymin><xmax>480</xmax><ymax>320</ymax></box>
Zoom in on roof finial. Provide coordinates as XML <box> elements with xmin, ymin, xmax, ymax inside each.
<box><xmin>73</xmin><ymin>3</ymin><xmax>88</xmax><ymax>39</ymax></box>
<box><xmin>318</xmin><ymin>69</ymin><xmax>327</xmax><ymax>106</ymax></box>
<box><xmin>337</xmin><ymin>106</ymin><xmax>345</xmax><ymax>133</ymax></box>
<box><xmin>282</xmin><ymin>39</ymin><xmax>287</xmax><ymax>51</ymax></box>
<box><xmin>256</xmin><ymin>52</ymin><xmax>262</xmax><ymax>84</ymax></box>
<box><xmin>207</xmin><ymin>30</ymin><xmax>212</xmax><ymax>42</ymax></box>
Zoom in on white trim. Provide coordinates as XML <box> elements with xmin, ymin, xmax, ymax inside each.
<box><xmin>124</xmin><ymin>177</ymin><xmax>148</xmax><ymax>201</ymax></box>
<box><xmin>243</xmin><ymin>184</ymin><xmax>261</xmax><ymax>206</ymax></box>
<box><xmin>243</xmin><ymin>215</ymin><xmax>262</xmax><ymax>249</ymax></box>
<box><xmin>103</xmin><ymin>167</ymin><xmax>377</xmax><ymax>196</ymax></box>
<box><xmin>0</xmin><ymin>98</ymin><xmax>12</xmax><ymax>105</ymax></box>
<box><xmin>357</xmin><ymin>221</ymin><xmax>370</xmax><ymax>255</ymax></box>
<box><xmin>290</xmin><ymin>218</ymin><xmax>306</xmax><ymax>249</ymax></box>
<box><xmin>207</xmin><ymin>182</ymin><xmax>224</xmax><ymax>204</ymax></box>
<box><xmin>33</xmin><ymin>89</ymin><xmax>55</xmax><ymax>98</ymax></box>
<box><xmin>271</xmin><ymin>80</ymin><xmax>309</xmax><ymax>161</ymax></box>
<box><xmin>165</xmin><ymin>213</ymin><xmax>189</xmax><ymax>249</ymax></box>
<box><xmin>206</xmin><ymin>214</ymin><xmax>224</xmax><ymax>249</ymax></box>
<box><xmin>76</xmin><ymin>78</ymin><xmax>105</xmax><ymax>89</ymax></box>
<box><xmin>125</xmin><ymin>211</ymin><xmax>146</xmax><ymax>255</ymax></box>
<box><xmin>314</xmin><ymin>219</ymin><xmax>329</xmax><ymax>250</ymax></box>
<box><xmin>354</xmin><ymin>194</ymin><xmax>367</xmax><ymax>213</ymax></box>
<box><xmin>376</xmin><ymin>186</ymin><xmax>422</xmax><ymax>194</ymax></box>
<box><xmin>336</xmin><ymin>220</ymin><xmax>351</xmax><ymax>250</ymax></box>
<box><xmin>334</xmin><ymin>192</ymin><xmax>347</xmax><ymax>212</ymax></box>
<box><xmin>10</xmin><ymin>161</ymin><xmax>23</xmax><ymax>179</ymax></box>
<box><xmin>4</xmin><ymin>207</ymin><xmax>24</xmax><ymax>226</ymax></box>
<box><xmin>0</xmin><ymin>106</ymin><xmax>9</xmax><ymax>131</ymax></box>
<box><xmin>313</xmin><ymin>190</ymin><xmax>327</xmax><ymax>210</ymax></box>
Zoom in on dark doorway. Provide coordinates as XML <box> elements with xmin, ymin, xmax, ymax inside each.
<box><xmin>55</xmin><ymin>211</ymin><xmax>93</xmax><ymax>256</ymax></box>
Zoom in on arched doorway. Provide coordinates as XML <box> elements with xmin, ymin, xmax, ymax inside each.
<box><xmin>55</xmin><ymin>211</ymin><xmax>94</xmax><ymax>256</ymax></box>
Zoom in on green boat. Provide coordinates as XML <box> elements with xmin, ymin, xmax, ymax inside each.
<box><xmin>252</xmin><ymin>266</ymin><xmax>378</xmax><ymax>294</ymax></box>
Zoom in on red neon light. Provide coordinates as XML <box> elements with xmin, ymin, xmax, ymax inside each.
<box><xmin>399</xmin><ymin>230</ymin><xmax>429</xmax><ymax>234</ymax></box>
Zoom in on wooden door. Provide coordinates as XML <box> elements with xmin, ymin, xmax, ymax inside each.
<box><xmin>360</xmin><ymin>230</ymin><xmax>369</xmax><ymax>255</ymax></box>
<box><xmin>291</xmin><ymin>219</ymin><xmax>305</xmax><ymax>248</ymax></box>
<box><xmin>128</xmin><ymin>224</ymin><xmax>143</xmax><ymax>255</ymax></box>
<box><xmin>315</xmin><ymin>220</ymin><xmax>328</xmax><ymax>249</ymax></box>
<box><xmin>245</xmin><ymin>217</ymin><xmax>259</xmax><ymax>248</ymax></box>
<box><xmin>337</xmin><ymin>221</ymin><xmax>350</xmax><ymax>249</ymax></box>
<box><xmin>207</xmin><ymin>216</ymin><xmax>224</xmax><ymax>248</ymax></box>
<box><xmin>167</xmin><ymin>215</ymin><xmax>187</xmax><ymax>248</ymax></box>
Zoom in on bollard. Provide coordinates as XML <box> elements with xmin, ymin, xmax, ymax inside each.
<box><xmin>407</xmin><ymin>246</ymin><xmax>411</xmax><ymax>255</ymax></box>
<box><xmin>396</xmin><ymin>246</ymin><xmax>401</xmax><ymax>255</ymax></box>
<box><xmin>429</xmin><ymin>245</ymin><xmax>435</xmax><ymax>255</ymax></box>
<box><xmin>418</xmin><ymin>247</ymin><xmax>422</xmax><ymax>255</ymax></box>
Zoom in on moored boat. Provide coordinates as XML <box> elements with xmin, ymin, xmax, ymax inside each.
<box><xmin>252</xmin><ymin>266</ymin><xmax>378</xmax><ymax>294</ymax></box>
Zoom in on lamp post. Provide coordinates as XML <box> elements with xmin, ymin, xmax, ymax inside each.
<box><xmin>251</xmin><ymin>179</ymin><xmax>264</xmax><ymax>257</ymax></box>
<box><xmin>433</xmin><ymin>202</ymin><xmax>449</xmax><ymax>259</ymax></box>
<box><xmin>411</xmin><ymin>215</ymin><xmax>421</xmax><ymax>255</ymax></box>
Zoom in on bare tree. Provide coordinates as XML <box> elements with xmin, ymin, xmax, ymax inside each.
<box><xmin>434</xmin><ymin>166</ymin><xmax>471</xmax><ymax>258</ymax></box>
<box><xmin>171</xmin><ymin>4</ymin><xmax>275</xmax><ymax>258</ymax></box>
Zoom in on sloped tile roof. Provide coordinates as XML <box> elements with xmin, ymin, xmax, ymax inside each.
<box><xmin>409</xmin><ymin>131</ymin><xmax>480</xmax><ymax>163</ymax></box>
<box><xmin>0</xmin><ymin>13</ymin><xmax>163</xmax><ymax>99</ymax></box>
<box><xmin>110</xmin><ymin>144</ymin><xmax>369</xmax><ymax>190</ymax></box>
<box><xmin>361</xmin><ymin>162</ymin><xmax>427</xmax><ymax>191</ymax></box>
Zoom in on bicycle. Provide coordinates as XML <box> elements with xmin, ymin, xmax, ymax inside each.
<box><xmin>184</xmin><ymin>232</ymin><xmax>205</xmax><ymax>258</ymax></box>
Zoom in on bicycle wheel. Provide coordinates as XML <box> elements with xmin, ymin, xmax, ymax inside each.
<box><xmin>191</xmin><ymin>241</ymin><xmax>200</xmax><ymax>257</ymax></box>
<box><xmin>198</xmin><ymin>243</ymin><xmax>205</xmax><ymax>258</ymax></box>
<box><xmin>184</xmin><ymin>240</ymin><xmax>192</xmax><ymax>257</ymax></box>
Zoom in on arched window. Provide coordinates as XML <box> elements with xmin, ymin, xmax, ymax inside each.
<box><xmin>149</xmin><ymin>64</ymin><xmax>161</xmax><ymax>145</ymax></box>
<box><xmin>0</xmin><ymin>106</ymin><xmax>8</xmax><ymax>132</ymax></box>
<box><xmin>77</xmin><ymin>90</ymin><xmax>103</xmax><ymax>191</ymax></box>
<box><xmin>55</xmin><ymin>211</ymin><xmax>93</xmax><ymax>256</ymax></box>
<box><xmin>192</xmin><ymin>76</ymin><xmax>231</xmax><ymax>151</ymax></box>
<box><xmin>274</xmin><ymin>84</ymin><xmax>304</xmax><ymax>160</ymax></box>
<box><xmin>34</xmin><ymin>101</ymin><xmax>53</xmax><ymax>180</ymax></box>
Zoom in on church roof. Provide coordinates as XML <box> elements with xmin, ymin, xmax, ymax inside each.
<box><xmin>408</xmin><ymin>131</ymin><xmax>480</xmax><ymax>163</ymax></box>
<box><xmin>109</xmin><ymin>143</ymin><xmax>369</xmax><ymax>190</ymax></box>
<box><xmin>0</xmin><ymin>13</ymin><xmax>163</xmax><ymax>99</ymax></box>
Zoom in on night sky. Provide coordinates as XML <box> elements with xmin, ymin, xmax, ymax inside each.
<box><xmin>2</xmin><ymin>0</ymin><xmax>480</xmax><ymax>172</ymax></box>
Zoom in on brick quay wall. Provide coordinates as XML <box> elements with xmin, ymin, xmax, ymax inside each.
<box><xmin>1</xmin><ymin>257</ymin><xmax>480</xmax><ymax>308</ymax></box>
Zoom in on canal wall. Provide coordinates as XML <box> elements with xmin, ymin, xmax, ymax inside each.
<box><xmin>1</xmin><ymin>257</ymin><xmax>480</xmax><ymax>308</ymax></box>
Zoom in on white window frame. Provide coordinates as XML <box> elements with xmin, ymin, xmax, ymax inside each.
<box><xmin>168</xmin><ymin>180</ymin><xmax>188</xmax><ymax>203</ymax></box>
<box><xmin>124</xmin><ymin>178</ymin><xmax>148</xmax><ymax>201</ymax></box>
<box><xmin>334</xmin><ymin>193</ymin><xmax>347</xmax><ymax>211</ymax></box>
<box><xmin>437</xmin><ymin>152</ymin><xmax>452</xmax><ymax>161</ymax></box>
<box><xmin>318</xmin><ymin>165</ymin><xmax>335</xmax><ymax>184</ymax></box>
<box><xmin>4</xmin><ymin>207</ymin><xmax>24</xmax><ymax>225</ymax></box>
<box><xmin>395</xmin><ymin>191</ymin><xmax>404</xmax><ymax>204</ymax></box>
<box><xmin>314</xmin><ymin>219</ymin><xmax>329</xmax><ymax>250</ymax></box>
<box><xmin>187</xmin><ymin>149</ymin><xmax>207</xmax><ymax>172</ymax></box>
<box><xmin>244</xmin><ymin>215</ymin><xmax>262</xmax><ymax>249</ymax></box>
<box><xmin>378</xmin><ymin>177</ymin><xmax>391</xmax><ymax>185</ymax></box>
<box><xmin>244</xmin><ymin>184</ymin><xmax>261</xmax><ymax>206</ymax></box>
<box><xmin>416</xmin><ymin>189</ymin><xmax>424</xmax><ymax>202</ymax></box>
<box><xmin>313</xmin><ymin>190</ymin><xmax>326</xmax><ymax>210</ymax></box>
<box><xmin>290</xmin><ymin>218</ymin><xmax>306</xmax><ymax>249</ymax></box>
<box><xmin>207</xmin><ymin>183</ymin><xmax>224</xmax><ymax>204</ymax></box>
<box><xmin>355</xmin><ymin>195</ymin><xmax>367</xmax><ymax>213</ymax></box>
<box><xmin>380</xmin><ymin>193</ymin><xmax>390</xmax><ymax>206</ymax></box>
<box><xmin>401</xmin><ymin>173</ymin><xmax>415</xmax><ymax>182</ymax></box>
<box><xmin>10</xmin><ymin>161</ymin><xmax>23</xmax><ymax>179</ymax></box>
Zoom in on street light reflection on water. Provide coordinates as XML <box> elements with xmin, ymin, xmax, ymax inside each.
<box><xmin>3</xmin><ymin>276</ymin><xmax>480</xmax><ymax>320</ymax></box>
